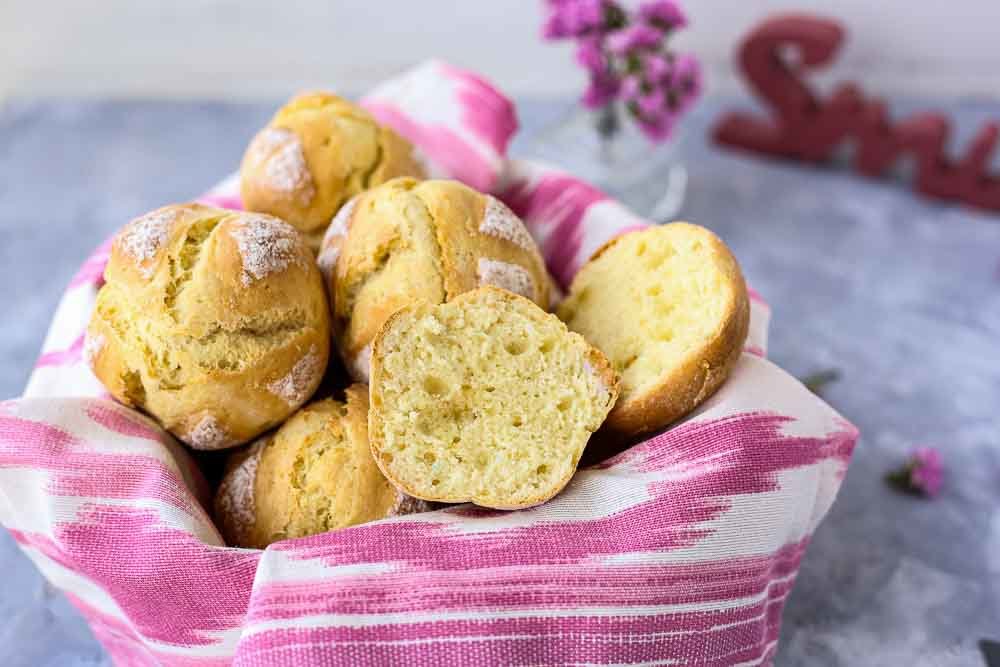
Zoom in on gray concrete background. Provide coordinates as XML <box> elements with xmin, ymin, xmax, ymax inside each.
<box><xmin>0</xmin><ymin>98</ymin><xmax>998</xmax><ymax>665</ymax></box>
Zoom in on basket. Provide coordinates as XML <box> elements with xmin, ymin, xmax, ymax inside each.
<box><xmin>0</xmin><ymin>61</ymin><xmax>857</xmax><ymax>666</ymax></box>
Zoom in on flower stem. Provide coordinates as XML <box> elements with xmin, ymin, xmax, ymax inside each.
<box><xmin>595</xmin><ymin>103</ymin><xmax>620</xmax><ymax>164</ymax></box>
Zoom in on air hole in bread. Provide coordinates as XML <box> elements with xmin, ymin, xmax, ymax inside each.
<box><xmin>654</xmin><ymin>329</ymin><xmax>674</xmax><ymax>342</ymax></box>
<box><xmin>505</xmin><ymin>339</ymin><xmax>527</xmax><ymax>356</ymax></box>
<box><xmin>121</xmin><ymin>369</ymin><xmax>146</xmax><ymax>407</ymax></box>
<box><xmin>423</xmin><ymin>375</ymin><xmax>448</xmax><ymax>396</ymax></box>
<box><xmin>369</xmin><ymin>288</ymin><xmax>618</xmax><ymax>508</ymax></box>
<box><xmin>536</xmin><ymin>464</ymin><xmax>549</xmax><ymax>476</ymax></box>
<box><xmin>422</xmin><ymin>451</ymin><xmax>436</xmax><ymax>464</ymax></box>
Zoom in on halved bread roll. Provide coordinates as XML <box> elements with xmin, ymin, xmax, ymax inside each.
<box><xmin>368</xmin><ymin>287</ymin><xmax>618</xmax><ymax>510</ymax></box>
<box><xmin>320</xmin><ymin>178</ymin><xmax>550</xmax><ymax>383</ymax></box>
<box><xmin>557</xmin><ymin>223</ymin><xmax>749</xmax><ymax>436</ymax></box>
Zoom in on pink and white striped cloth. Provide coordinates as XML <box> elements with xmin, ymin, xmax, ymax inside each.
<box><xmin>1</xmin><ymin>61</ymin><xmax>856</xmax><ymax>666</ymax></box>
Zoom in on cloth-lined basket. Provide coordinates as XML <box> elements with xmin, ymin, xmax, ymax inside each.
<box><xmin>0</xmin><ymin>61</ymin><xmax>856</xmax><ymax>666</ymax></box>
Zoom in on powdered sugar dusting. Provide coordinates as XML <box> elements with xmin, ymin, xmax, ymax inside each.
<box><xmin>250</xmin><ymin>127</ymin><xmax>315</xmax><ymax>206</ymax></box>
<box><xmin>268</xmin><ymin>347</ymin><xmax>322</xmax><ymax>406</ymax></box>
<box><xmin>323</xmin><ymin>196</ymin><xmax>358</xmax><ymax>247</ymax></box>
<box><xmin>217</xmin><ymin>439</ymin><xmax>264</xmax><ymax>546</ymax></box>
<box><xmin>349</xmin><ymin>344</ymin><xmax>372</xmax><ymax>383</ymax></box>
<box><xmin>187</xmin><ymin>414</ymin><xmax>232</xmax><ymax>451</ymax></box>
<box><xmin>118</xmin><ymin>208</ymin><xmax>178</xmax><ymax>277</ymax></box>
<box><xmin>477</xmin><ymin>258</ymin><xmax>536</xmax><ymax>300</ymax></box>
<box><xmin>229</xmin><ymin>214</ymin><xmax>304</xmax><ymax>286</ymax></box>
<box><xmin>317</xmin><ymin>196</ymin><xmax>357</xmax><ymax>280</ymax></box>
<box><xmin>480</xmin><ymin>196</ymin><xmax>536</xmax><ymax>251</ymax></box>
<box><xmin>83</xmin><ymin>332</ymin><xmax>105</xmax><ymax>369</ymax></box>
<box><xmin>317</xmin><ymin>246</ymin><xmax>340</xmax><ymax>282</ymax></box>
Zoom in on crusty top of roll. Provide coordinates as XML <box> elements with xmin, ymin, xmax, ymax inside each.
<box><xmin>319</xmin><ymin>177</ymin><xmax>549</xmax><ymax>382</ymax></box>
<box><xmin>87</xmin><ymin>203</ymin><xmax>331</xmax><ymax>449</ymax></box>
<box><xmin>240</xmin><ymin>91</ymin><xmax>425</xmax><ymax>249</ymax></box>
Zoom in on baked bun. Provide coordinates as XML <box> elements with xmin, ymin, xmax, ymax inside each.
<box><xmin>215</xmin><ymin>386</ymin><xmax>431</xmax><ymax>548</ymax></box>
<box><xmin>369</xmin><ymin>287</ymin><xmax>618</xmax><ymax>510</ymax></box>
<box><xmin>240</xmin><ymin>91</ymin><xmax>425</xmax><ymax>249</ymax></box>
<box><xmin>320</xmin><ymin>178</ymin><xmax>549</xmax><ymax>382</ymax></box>
<box><xmin>86</xmin><ymin>204</ymin><xmax>330</xmax><ymax>450</ymax></box>
<box><xmin>557</xmin><ymin>223</ymin><xmax>749</xmax><ymax>436</ymax></box>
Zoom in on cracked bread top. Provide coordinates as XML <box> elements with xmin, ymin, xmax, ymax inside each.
<box><xmin>320</xmin><ymin>177</ymin><xmax>549</xmax><ymax>383</ymax></box>
<box><xmin>240</xmin><ymin>91</ymin><xmax>425</xmax><ymax>250</ymax></box>
<box><xmin>86</xmin><ymin>203</ymin><xmax>331</xmax><ymax>449</ymax></box>
<box><xmin>214</xmin><ymin>385</ymin><xmax>432</xmax><ymax>549</ymax></box>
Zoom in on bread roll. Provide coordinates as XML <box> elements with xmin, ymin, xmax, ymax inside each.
<box><xmin>86</xmin><ymin>204</ymin><xmax>330</xmax><ymax>449</ymax></box>
<box><xmin>368</xmin><ymin>287</ymin><xmax>618</xmax><ymax>510</ymax></box>
<box><xmin>214</xmin><ymin>386</ymin><xmax>431</xmax><ymax>548</ymax></box>
<box><xmin>240</xmin><ymin>91</ymin><xmax>425</xmax><ymax>249</ymax></box>
<box><xmin>320</xmin><ymin>178</ymin><xmax>549</xmax><ymax>382</ymax></box>
<box><xmin>557</xmin><ymin>223</ymin><xmax>749</xmax><ymax>436</ymax></box>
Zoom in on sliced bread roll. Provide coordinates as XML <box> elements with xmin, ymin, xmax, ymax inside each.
<box><xmin>320</xmin><ymin>178</ymin><xmax>550</xmax><ymax>383</ymax></box>
<box><xmin>369</xmin><ymin>287</ymin><xmax>619</xmax><ymax>510</ymax></box>
<box><xmin>557</xmin><ymin>223</ymin><xmax>749</xmax><ymax>436</ymax></box>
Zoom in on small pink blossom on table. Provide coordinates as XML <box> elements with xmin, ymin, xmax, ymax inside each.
<box><xmin>887</xmin><ymin>447</ymin><xmax>944</xmax><ymax>498</ymax></box>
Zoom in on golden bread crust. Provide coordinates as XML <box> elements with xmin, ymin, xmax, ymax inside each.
<box><xmin>240</xmin><ymin>91</ymin><xmax>425</xmax><ymax>249</ymax></box>
<box><xmin>558</xmin><ymin>222</ymin><xmax>749</xmax><ymax>437</ymax></box>
<box><xmin>87</xmin><ymin>204</ymin><xmax>331</xmax><ymax>449</ymax></box>
<box><xmin>215</xmin><ymin>386</ymin><xmax>432</xmax><ymax>549</ymax></box>
<box><xmin>323</xmin><ymin>178</ymin><xmax>549</xmax><ymax>382</ymax></box>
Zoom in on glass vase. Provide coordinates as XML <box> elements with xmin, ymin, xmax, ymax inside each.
<box><xmin>526</xmin><ymin>102</ymin><xmax>687</xmax><ymax>222</ymax></box>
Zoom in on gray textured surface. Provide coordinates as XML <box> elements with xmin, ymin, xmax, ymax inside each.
<box><xmin>1</xmin><ymin>98</ymin><xmax>998</xmax><ymax>666</ymax></box>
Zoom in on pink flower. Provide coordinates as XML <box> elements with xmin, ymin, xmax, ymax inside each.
<box><xmin>540</xmin><ymin>0</ymin><xmax>700</xmax><ymax>140</ymax></box>
<box><xmin>888</xmin><ymin>446</ymin><xmax>943</xmax><ymax>498</ymax></box>
<box><xmin>620</xmin><ymin>74</ymin><xmax>643</xmax><ymax>100</ymax></box>
<box><xmin>581</xmin><ymin>72</ymin><xmax>620</xmax><ymax>108</ymax></box>
<box><xmin>542</xmin><ymin>0</ymin><xmax>609</xmax><ymax>39</ymax></box>
<box><xmin>637</xmin><ymin>111</ymin><xmax>676</xmax><ymax>142</ymax></box>
<box><xmin>606</xmin><ymin>24</ymin><xmax>663</xmax><ymax>55</ymax></box>
<box><xmin>638</xmin><ymin>0</ymin><xmax>688</xmax><ymax>30</ymax></box>
<box><xmin>637</xmin><ymin>88</ymin><xmax>666</xmax><ymax>117</ymax></box>
<box><xmin>671</xmin><ymin>53</ymin><xmax>702</xmax><ymax>111</ymax></box>
<box><xmin>909</xmin><ymin>447</ymin><xmax>943</xmax><ymax>497</ymax></box>
<box><xmin>642</xmin><ymin>52</ymin><xmax>671</xmax><ymax>82</ymax></box>
<box><xmin>575</xmin><ymin>37</ymin><xmax>605</xmax><ymax>73</ymax></box>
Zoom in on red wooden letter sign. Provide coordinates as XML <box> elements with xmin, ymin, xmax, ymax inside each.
<box><xmin>713</xmin><ymin>14</ymin><xmax>1000</xmax><ymax>212</ymax></box>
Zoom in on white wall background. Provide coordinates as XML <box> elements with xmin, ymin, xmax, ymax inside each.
<box><xmin>2</xmin><ymin>0</ymin><xmax>999</xmax><ymax>101</ymax></box>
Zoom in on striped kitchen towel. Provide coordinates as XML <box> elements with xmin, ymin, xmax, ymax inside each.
<box><xmin>1</xmin><ymin>60</ymin><xmax>855</xmax><ymax>666</ymax></box>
